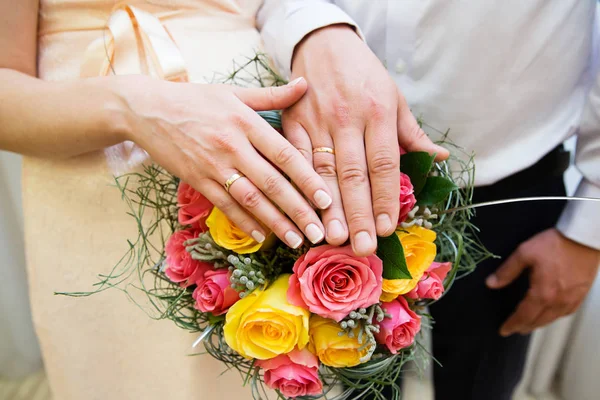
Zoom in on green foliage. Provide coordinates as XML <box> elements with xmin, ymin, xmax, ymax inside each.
<box><xmin>417</xmin><ymin>176</ymin><xmax>458</xmax><ymax>206</ymax></box>
<box><xmin>399</xmin><ymin>152</ymin><xmax>435</xmax><ymax>195</ymax></box>
<box><xmin>377</xmin><ymin>234</ymin><xmax>411</xmax><ymax>280</ymax></box>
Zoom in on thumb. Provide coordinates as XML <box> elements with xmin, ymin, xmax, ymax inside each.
<box><xmin>234</xmin><ymin>77</ymin><xmax>308</xmax><ymax>111</ymax></box>
<box><xmin>396</xmin><ymin>91</ymin><xmax>450</xmax><ymax>161</ymax></box>
<box><xmin>486</xmin><ymin>249</ymin><xmax>529</xmax><ymax>289</ymax></box>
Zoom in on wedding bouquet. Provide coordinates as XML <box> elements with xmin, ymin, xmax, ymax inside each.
<box><xmin>62</xmin><ymin>56</ymin><xmax>490</xmax><ymax>400</ymax></box>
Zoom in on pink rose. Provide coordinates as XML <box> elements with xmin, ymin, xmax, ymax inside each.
<box><xmin>164</xmin><ymin>229</ymin><xmax>212</xmax><ymax>287</ymax></box>
<box><xmin>398</xmin><ymin>172</ymin><xmax>417</xmax><ymax>225</ymax></box>
<box><xmin>192</xmin><ymin>269</ymin><xmax>239</xmax><ymax>315</ymax></box>
<box><xmin>256</xmin><ymin>348</ymin><xmax>323</xmax><ymax>398</ymax></box>
<box><xmin>287</xmin><ymin>245</ymin><xmax>383</xmax><ymax>322</ymax></box>
<box><xmin>407</xmin><ymin>262</ymin><xmax>452</xmax><ymax>300</ymax></box>
<box><xmin>375</xmin><ymin>297</ymin><xmax>421</xmax><ymax>354</ymax></box>
<box><xmin>177</xmin><ymin>182</ymin><xmax>213</xmax><ymax>231</ymax></box>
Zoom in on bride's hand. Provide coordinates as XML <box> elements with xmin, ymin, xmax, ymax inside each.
<box><xmin>116</xmin><ymin>76</ymin><xmax>332</xmax><ymax>249</ymax></box>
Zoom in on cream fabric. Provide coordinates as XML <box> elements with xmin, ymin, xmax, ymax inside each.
<box><xmin>25</xmin><ymin>1</ymin><xmax>265</xmax><ymax>398</ymax></box>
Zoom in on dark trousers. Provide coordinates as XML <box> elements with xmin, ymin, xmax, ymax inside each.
<box><xmin>429</xmin><ymin>147</ymin><xmax>568</xmax><ymax>400</ymax></box>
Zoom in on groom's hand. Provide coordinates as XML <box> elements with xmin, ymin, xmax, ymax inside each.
<box><xmin>283</xmin><ymin>24</ymin><xmax>449</xmax><ymax>256</ymax></box>
<box><xmin>486</xmin><ymin>228</ymin><xmax>600</xmax><ymax>336</ymax></box>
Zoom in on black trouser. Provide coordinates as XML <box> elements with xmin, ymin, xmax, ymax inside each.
<box><xmin>429</xmin><ymin>147</ymin><xmax>569</xmax><ymax>400</ymax></box>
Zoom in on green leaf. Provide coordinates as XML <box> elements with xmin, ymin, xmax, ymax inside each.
<box><xmin>377</xmin><ymin>234</ymin><xmax>412</xmax><ymax>280</ymax></box>
<box><xmin>400</xmin><ymin>152</ymin><xmax>436</xmax><ymax>195</ymax></box>
<box><xmin>417</xmin><ymin>176</ymin><xmax>459</xmax><ymax>206</ymax></box>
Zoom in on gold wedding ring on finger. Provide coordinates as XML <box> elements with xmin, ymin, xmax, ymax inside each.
<box><xmin>224</xmin><ymin>172</ymin><xmax>245</xmax><ymax>193</ymax></box>
<box><xmin>313</xmin><ymin>147</ymin><xmax>335</xmax><ymax>155</ymax></box>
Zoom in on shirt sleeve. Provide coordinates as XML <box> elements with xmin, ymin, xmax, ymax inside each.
<box><xmin>556</xmin><ymin>73</ymin><xmax>600</xmax><ymax>251</ymax></box>
<box><xmin>256</xmin><ymin>0</ymin><xmax>364</xmax><ymax>78</ymax></box>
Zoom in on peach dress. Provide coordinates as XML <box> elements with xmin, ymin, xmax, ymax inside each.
<box><xmin>24</xmin><ymin>1</ymin><xmax>265</xmax><ymax>399</ymax></box>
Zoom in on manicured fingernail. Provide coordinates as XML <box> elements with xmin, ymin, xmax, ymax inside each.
<box><xmin>486</xmin><ymin>275</ymin><xmax>498</xmax><ymax>288</ymax></box>
<box><xmin>288</xmin><ymin>77</ymin><xmax>304</xmax><ymax>86</ymax></box>
<box><xmin>313</xmin><ymin>190</ymin><xmax>332</xmax><ymax>209</ymax></box>
<box><xmin>376</xmin><ymin>213</ymin><xmax>393</xmax><ymax>235</ymax></box>
<box><xmin>327</xmin><ymin>219</ymin><xmax>345</xmax><ymax>241</ymax></box>
<box><xmin>353</xmin><ymin>231</ymin><xmax>374</xmax><ymax>255</ymax></box>
<box><xmin>305</xmin><ymin>223</ymin><xmax>324</xmax><ymax>244</ymax></box>
<box><xmin>251</xmin><ymin>230</ymin><xmax>266</xmax><ymax>244</ymax></box>
<box><xmin>285</xmin><ymin>231</ymin><xmax>303</xmax><ymax>249</ymax></box>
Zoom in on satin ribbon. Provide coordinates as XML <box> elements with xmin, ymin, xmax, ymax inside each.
<box><xmin>81</xmin><ymin>4</ymin><xmax>188</xmax><ymax>82</ymax></box>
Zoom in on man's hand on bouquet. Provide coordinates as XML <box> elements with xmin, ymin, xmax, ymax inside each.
<box><xmin>284</xmin><ymin>24</ymin><xmax>449</xmax><ymax>256</ymax></box>
<box><xmin>486</xmin><ymin>228</ymin><xmax>600</xmax><ymax>336</ymax></box>
<box><xmin>117</xmin><ymin>76</ymin><xmax>333</xmax><ymax>249</ymax></box>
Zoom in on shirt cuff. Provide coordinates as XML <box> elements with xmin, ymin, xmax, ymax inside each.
<box><xmin>264</xmin><ymin>2</ymin><xmax>365</xmax><ymax>78</ymax></box>
<box><xmin>556</xmin><ymin>179</ymin><xmax>600</xmax><ymax>251</ymax></box>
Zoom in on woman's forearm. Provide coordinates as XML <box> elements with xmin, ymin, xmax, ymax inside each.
<box><xmin>0</xmin><ymin>68</ymin><xmax>132</xmax><ymax>158</ymax></box>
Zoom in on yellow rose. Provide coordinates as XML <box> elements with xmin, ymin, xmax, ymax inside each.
<box><xmin>381</xmin><ymin>226</ymin><xmax>437</xmax><ymax>302</ymax></box>
<box><xmin>223</xmin><ymin>275</ymin><xmax>310</xmax><ymax>360</ymax></box>
<box><xmin>309</xmin><ymin>315</ymin><xmax>371</xmax><ymax>368</ymax></box>
<box><xmin>206</xmin><ymin>207</ymin><xmax>262</xmax><ymax>254</ymax></box>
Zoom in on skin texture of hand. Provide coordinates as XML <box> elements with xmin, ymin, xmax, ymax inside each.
<box><xmin>486</xmin><ymin>228</ymin><xmax>600</xmax><ymax>336</ymax></box>
<box><xmin>0</xmin><ymin>0</ymin><xmax>333</xmax><ymax>250</ymax></box>
<box><xmin>285</xmin><ymin>25</ymin><xmax>449</xmax><ymax>256</ymax></box>
<box><xmin>114</xmin><ymin>75</ymin><xmax>333</xmax><ymax>249</ymax></box>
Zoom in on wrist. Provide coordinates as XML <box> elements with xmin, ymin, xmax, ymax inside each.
<box><xmin>292</xmin><ymin>24</ymin><xmax>361</xmax><ymax>73</ymax></box>
<box><xmin>86</xmin><ymin>76</ymin><xmax>143</xmax><ymax>144</ymax></box>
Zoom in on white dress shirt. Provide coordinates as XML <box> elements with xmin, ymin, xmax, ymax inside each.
<box><xmin>258</xmin><ymin>0</ymin><xmax>600</xmax><ymax>250</ymax></box>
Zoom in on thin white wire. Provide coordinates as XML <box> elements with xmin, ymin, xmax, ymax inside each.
<box><xmin>443</xmin><ymin>196</ymin><xmax>600</xmax><ymax>214</ymax></box>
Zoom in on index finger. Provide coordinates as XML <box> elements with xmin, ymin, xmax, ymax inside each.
<box><xmin>245</xmin><ymin>111</ymin><xmax>333</xmax><ymax>211</ymax></box>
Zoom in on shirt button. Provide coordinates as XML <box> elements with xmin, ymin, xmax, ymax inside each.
<box><xmin>395</xmin><ymin>59</ymin><xmax>407</xmax><ymax>74</ymax></box>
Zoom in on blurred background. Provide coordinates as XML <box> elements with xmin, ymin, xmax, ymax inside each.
<box><xmin>1</xmin><ymin>139</ymin><xmax>599</xmax><ymax>399</ymax></box>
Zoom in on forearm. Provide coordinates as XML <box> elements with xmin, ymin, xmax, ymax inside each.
<box><xmin>0</xmin><ymin>68</ymin><xmax>132</xmax><ymax>158</ymax></box>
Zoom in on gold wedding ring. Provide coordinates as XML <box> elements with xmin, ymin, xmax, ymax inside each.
<box><xmin>224</xmin><ymin>173</ymin><xmax>245</xmax><ymax>192</ymax></box>
<box><xmin>312</xmin><ymin>147</ymin><xmax>335</xmax><ymax>155</ymax></box>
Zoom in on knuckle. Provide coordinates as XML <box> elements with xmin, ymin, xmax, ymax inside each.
<box><xmin>290</xmin><ymin>206</ymin><xmax>311</xmax><ymax>223</ymax></box>
<box><xmin>262</xmin><ymin>174</ymin><xmax>284</xmax><ymax>197</ymax></box>
<box><xmin>315</xmin><ymin>159</ymin><xmax>337</xmax><ymax>178</ymax></box>
<box><xmin>212</xmin><ymin>194</ymin><xmax>233</xmax><ymax>212</ymax></box>
<box><xmin>268</xmin><ymin>218</ymin><xmax>289</xmax><ymax>236</ymax></box>
<box><xmin>229</xmin><ymin>113</ymin><xmax>252</xmax><ymax>135</ymax></box>
<box><xmin>535</xmin><ymin>287</ymin><xmax>558</xmax><ymax>305</ymax></box>
<box><xmin>372</xmin><ymin>191</ymin><xmax>396</xmax><ymax>206</ymax></box>
<box><xmin>240</xmin><ymin>190</ymin><xmax>261</xmax><ymax>209</ymax></box>
<box><xmin>346</xmin><ymin>211</ymin><xmax>371</xmax><ymax>229</ymax></box>
<box><xmin>367</xmin><ymin>98</ymin><xmax>390</xmax><ymax>121</ymax></box>
<box><xmin>404</xmin><ymin>125</ymin><xmax>428</xmax><ymax>148</ymax></box>
<box><xmin>332</xmin><ymin>102</ymin><xmax>352</xmax><ymax>127</ymax></box>
<box><xmin>234</xmin><ymin>216</ymin><xmax>254</xmax><ymax>231</ymax></box>
<box><xmin>212</xmin><ymin>132</ymin><xmax>239</xmax><ymax>154</ymax></box>
<box><xmin>369</xmin><ymin>154</ymin><xmax>399</xmax><ymax>176</ymax></box>
<box><xmin>296</xmin><ymin>147</ymin><xmax>312</xmax><ymax>161</ymax></box>
<box><xmin>268</xmin><ymin>86</ymin><xmax>279</xmax><ymax>101</ymax></box>
<box><xmin>339</xmin><ymin>165</ymin><xmax>368</xmax><ymax>186</ymax></box>
<box><xmin>294</xmin><ymin>172</ymin><xmax>318</xmax><ymax>192</ymax></box>
<box><xmin>273</xmin><ymin>145</ymin><xmax>298</xmax><ymax>167</ymax></box>
<box><xmin>180</xmin><ymin>159</ymin><xmax>203</xmax><ymax>185</ymax></box>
